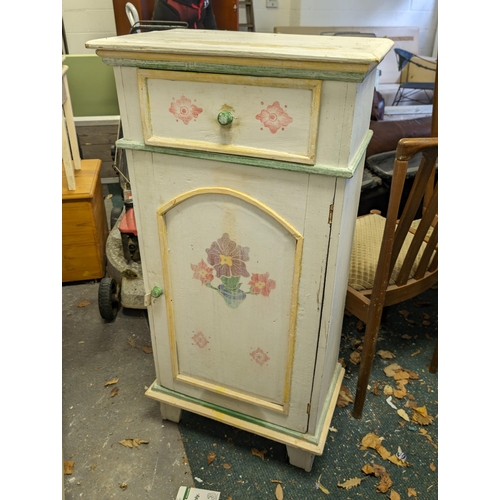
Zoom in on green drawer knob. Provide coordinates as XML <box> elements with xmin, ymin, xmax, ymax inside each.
<box><xmin>217</xmin><ymin>110</ymin><xmax>233</xmax><ymax>126</ymax></box>
<box><xmin>151</xmin><ymin>286</ymin><xmax>163</xmax><ymax>298</ymax></box>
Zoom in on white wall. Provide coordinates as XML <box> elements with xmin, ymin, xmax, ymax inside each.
<box><xmin>63</xmin><ymin>0</ymin><xmax>437</xmax><ymax>56</ymax></box>
<box><xmin>62</xmin><ymin>0</ymin><xmax>117</xmax><ymax>54</ymax></box>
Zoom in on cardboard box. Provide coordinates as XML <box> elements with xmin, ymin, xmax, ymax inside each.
<box><xmin>176</xmin><ymin>486</ymin><xmax>221</xmax><ymax>500</ymax></box>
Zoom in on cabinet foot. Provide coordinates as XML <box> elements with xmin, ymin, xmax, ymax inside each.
<box><xmin>160</xmin><ymin>402</ymin><xmax>182</xmax><ymax>423</ymax></box>
<box><xmin>286</xmin><ymin>446</ymin><xmax>315</xmax><ymax>472</ymax></box>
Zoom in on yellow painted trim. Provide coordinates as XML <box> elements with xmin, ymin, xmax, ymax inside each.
<box><xmin>97</xmin><ymin>50</ymin><xmax>372</xmax><ymax>74</ymax></box>
<box><xmin>137</xmin><ymin>69</ymin><xmax>321</xmax><ymax>165</ymax></box>
<box><xmin>156</xmin><ymin>187</ymin><xmax>304</xmax><ymax>415</ymax></box>
<box><xmin>175</xmin><ymin>374</ymin><xmax>285</xmax><ymax>413</ymax></box>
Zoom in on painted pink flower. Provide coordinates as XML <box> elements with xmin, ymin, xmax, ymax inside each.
<box><xmin>206</xmin><ymin>233</ymin><xmax>250</xmax><ymax>278</ymax></box>
<box><xmin>191</xmin><ymin>259</ymin><xmax>214</xmax><ymax>285</ymax></box>
<box><xmin>255</xmin><ymin>101</ymin><xmax>293</xmax><ymax>134</ymax></box>
<box><xmin>169</xmin><ymin>95</ymin><xmax>203</xmax><ymax>125</ymax></box>
<box><xmin>250</xmin><ymin>347</ymin><xmax>270</xmax><ymax>366</ymax></box>
<box><xmin>248</xmin><ymin>272</ymin><xmax>276</xmax><ymax>297</ymax></box>
<box><xmin>192</xmin><ymin>331</ymin><xmax>209</xmax><ymax>348</ymax></box>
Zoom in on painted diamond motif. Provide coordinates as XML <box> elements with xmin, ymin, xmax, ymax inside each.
<box><xmin>192</xmin><ymin>331</ymin><xmax>209</xmax><ymax>348</ymax></box>
<box><xmin>250</xmin><ymin>347</ymin><xmax>270</xmax><ymax>366</ymax></box>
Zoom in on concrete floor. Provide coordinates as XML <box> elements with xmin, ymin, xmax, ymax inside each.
<box><xmin>62</xmin><ymin>282</ymin><xmax>194</xmax><ymax>499</ymax></box>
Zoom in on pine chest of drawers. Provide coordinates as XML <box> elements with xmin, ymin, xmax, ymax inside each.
<box><xmin>87</xmin><ymin>30</ymin><xmax>392</xmax><ymax>471</ymax></box>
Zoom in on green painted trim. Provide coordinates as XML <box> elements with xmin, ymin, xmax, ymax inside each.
<box><xmin>102</xmin><ymin>57</ymin><xmax>370</xmax><ymax>82</ymax></box>
<box><xmin>116</xmin><ymin>131</ymin><xmax>372</xmax><ymax>179</ymax></box>
<box><xmin>148</xmin><ymin>363</ymin><xmax>343</xmax><ymax>446</ymax></box>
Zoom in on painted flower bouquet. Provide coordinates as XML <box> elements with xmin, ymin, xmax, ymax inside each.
<box><xmin>191</xmin><ymin>233</ymin><xmax>276</xmax><ymax>309</ymax></box>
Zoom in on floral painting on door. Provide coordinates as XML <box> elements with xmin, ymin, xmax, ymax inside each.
<box><xmin>191</xmin><ymin>232</ymin><xmax>276</xmax><ymax>308</ymax></box>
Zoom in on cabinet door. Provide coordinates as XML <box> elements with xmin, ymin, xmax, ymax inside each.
<box><xmin>129</xmin><ymin>150</ymin><xmax>336</xmax><ymax>432</ymax></box>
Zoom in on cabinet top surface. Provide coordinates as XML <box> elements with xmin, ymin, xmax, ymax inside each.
<box><xmin>86</xmin><ymin>29</ymin><xmax>393</xmax><ymax>68</ymax></box>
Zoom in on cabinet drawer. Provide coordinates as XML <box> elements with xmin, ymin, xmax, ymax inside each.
<box><xmin>137</xmin><ymin>69</ymin><xmax>322</xmax><ymax>165</ymax></box>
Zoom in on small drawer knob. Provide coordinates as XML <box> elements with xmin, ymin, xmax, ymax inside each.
<box><xmin>217</xmin><ymin>110</ymin><xmax>233</xmax><ymax>126</ymax></box>
<box><xmin>151</xmin><ymin>286</ymin><xmax>163</xmax><ymax>298</ymax></box>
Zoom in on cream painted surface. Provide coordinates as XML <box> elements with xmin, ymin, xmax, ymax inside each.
<box><xmin>138</xmin><ymin>70</ymin><xmax>321</xmax><ymax>164</ymax></box>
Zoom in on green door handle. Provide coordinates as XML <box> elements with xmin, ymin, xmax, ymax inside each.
<box><xmin>151</xmin><ymin>286</ymin><xmax>163</xmax><ymax>298</ymax></box>
<box><xmin>217</xmin><ymin>110</ymin><xmax>233</xmax><ymax>126</ymax></box>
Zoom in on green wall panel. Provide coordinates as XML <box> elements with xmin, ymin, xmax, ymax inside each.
<box><xmin>64</xmin><ymin>55</ymin><xmax>119</xmax><ymax>117</ymax></box>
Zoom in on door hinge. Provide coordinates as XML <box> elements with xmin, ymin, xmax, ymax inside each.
<box><xmin>144</xmin><ymin>292</ymin><xmax>151</xmax><ymax>307</ymax></box>
<box><xmin>307</xmin><ymin>403</ymin><xmax>311</xmax><ymax>414</ymax></box>
<box><xmin>328</xmin><ymin>204</ymin><xmax>334</xmax><ymax>225</ymax></box>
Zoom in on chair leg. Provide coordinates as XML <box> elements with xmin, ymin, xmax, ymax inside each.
<box><xmin>352</xmin><ymin>316</ymin><xmax>382</xmax><ymax>419</ymax></box>
<box><xmin>429</xmin><ymin>342</ymin><xmax>438</xmax><ymax>373</ymax></box>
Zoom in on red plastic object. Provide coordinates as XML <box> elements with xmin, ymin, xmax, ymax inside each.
<box><xmin>119</xmin><ymin>208</ymin><xmax>138</xmax><ymax>236</ymax></box>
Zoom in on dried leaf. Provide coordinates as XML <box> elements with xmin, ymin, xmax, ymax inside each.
<box><xmin>110</xmin><ymin>387</ymin><xmax>119</xmax><ymax>397</ymax></box>
<box><xmin>119</xmin><ymin>483</ymin><xmax>128</xmax><ymax>490</ymax></box>
<box><xmin>377</xmin><ymin>350</ymin><xmax>396</xmax><ymax>359</ymax></box>
<box><xmin>271</xmin><ymin>480</ymin><xmax>283</xmax><ymax>483</ymax></box>
<box><xmin>407</xmin><ymin>370</ymin><xmax>419</xmax><ymax>379</ymax></box>
<box><xmin>411</xmin><ymin>349</ymin><xmax>421</xmax><ymax>357</ymax></box>
<box><xmin>376</xmin><ymin>445</ymin><xmax>391</xmax><ymax>460</ymax></box>
<box><xmin>337</xmin><ymin>477</ymin><xmax>362</xmax><ymax>490</ymax></box>
<box><xmin>422</xmin><ymin>320</ymin><xmax>431</xmax><ymax>326</ymax></box>
<box><xmin>393</xmin><ymin>389</ymin><xmax>406</xmax><ymax>399</ymax></box>
<box><xmin>412</xmin><ymin>408</ymin><xmax>434</xmax><ymax>425</ymax></box>
<box><xmin>275</xmin><ymin>483</ymin><xmax>284</xmax><ymax>499</ymax></box>
<box><xmin>377</xmin><ymin>473</ymin><xmax>393</xmax><ymax>493</ymax></box>
<box><xmin>384</xmin><ymin>363</ymin><xmax>402</xmax><ymax>377</ymax></box>
<box><xmin>430</xmin><ymin>462</ymin><xmax>436</xmax><ymax>471</ymax></box>
<box><xmin>104</xmin><ymin>378</ymin><xmax>119</xmax><ymax>387</ymax></box>
<box><xmin>373</xmin><ymin>464</ymin><xmax>387</xmax><ymax>477</ymax></box>
<box><xmin>251</xmin><ymin>448</ymin><xmax>267</xmax><ymax>460</ymax></box>
<box><xmin>408</xmin><ymin>487</ymin><xmax>418</xmax><ymax>496</ymax></box>
<box><xmin>397</xmin><ymin>409</ymin><xmax>410</xmax><ymax>422</ymax></box>
<box><xmin>393</xmin><ymin>371</ymin><xmax>410</xmax><ymax>381</ymax></box>
<box><xmin>398</xmin><ymin>310</ymin><xmax>410</xmax><ymax>318</ymax></box>
<box><xmin>64</xmin><ymin>460</ymin><xmax>74</xmax><ymax>475</ymax></box>
<box><xmin>119</xmin><ymin>438</ymin><xmax>149</xmax><ymax>449</ymax></box>
<box><xmin>402</xmin><ymin>334</ymin><xmax>412</xmax><ymax>339</ymax></box>
<box><xmin>384</xmin><ymin>385</ymin><xmax>393</xmax><ymax>396</ymax></box>
<box><xmin>361</xmin><ymin>463</ymin><xmax>374</xmax><ymax>475</ymax></box>
<box><xmin>127</xmin><ymin>337</ymin><xmax>137</xmax><ymax>348</ymax></box>
<box><xmin>316</xmin><ymin>474</ymin><xmax>330</xmax><ymax>494</ymax></box>
<box><xmin>349</xmin><ymin>351</ymin><xmax>361</xmax><ymax>365</ymax></box>
<box><xmin>337</xmin><ymin>386</ymin><xmax>354</xmax><ymax>407</ymax></box>
<box><xmin>77</xmin><ymin>301</ymin><xmax>90</xmax><ymax>308</ymax></box>
<box><xmin>223</xmin><ymin>463</ymin><xmax>231</xmax><ymax>469</ymax></box>
<box><xmin>207</xmin><ymin>451</ymin><xmax>216</xmax><ymax>465</ymax></box>
<box><xmin>142</xmin><ymin>345</ymin><xmax>153</xmax><ymax>354</ymax></box>
<box><xmin>371</xmin><ymin>381</ymin><xmax>381</xmax><ymax>395</ymax></box>
<box><xmin>360</xmin><ymin>433</ymin><xmax>381</xmax><ymax>450</ymax></box>
<box><xmin>356</xmin><ymin>320</ymin><xmax>365</xmax><ymax>331</ymax></box>
<box><xmin>389</xmin><ymin>490</ymin><xmax>401</xmax><ymax>500</ymax></box>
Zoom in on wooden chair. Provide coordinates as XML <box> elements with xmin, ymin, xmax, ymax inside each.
<box><xmin>346</xmin><ymin>136</ymin><xmax>438</xmax><ymax>419</ymax></box>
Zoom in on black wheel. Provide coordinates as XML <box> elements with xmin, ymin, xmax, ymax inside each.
<box><xmin>98</xmin><ymin>277</ymin><xmax>120</xmax><ymax>321</ymax></box>
<box><xmin>110</xmin><ymin>206</ymin><xmax>122</xmax><ymax>229</ymax></box>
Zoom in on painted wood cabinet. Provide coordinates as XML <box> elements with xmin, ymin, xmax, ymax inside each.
<box><xmin>87</xmin><ymin>30</ymin><xmax>392</xmax><ymax>471</ymax></box>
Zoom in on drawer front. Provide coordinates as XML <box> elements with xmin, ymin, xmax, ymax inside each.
<box><xmin>137</xmin><ymin>69</ymin><xmax>322</xmax><ymax>165</ymax></box>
